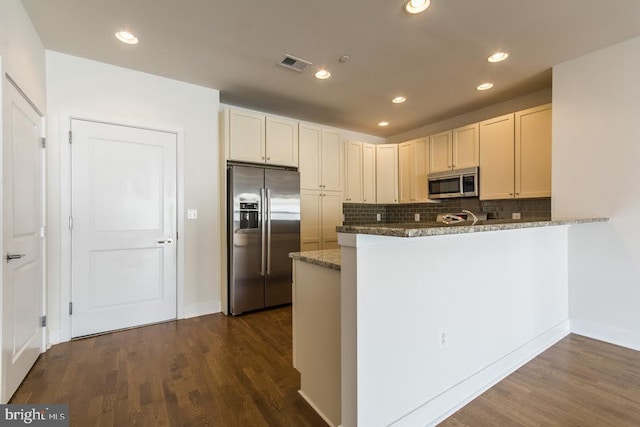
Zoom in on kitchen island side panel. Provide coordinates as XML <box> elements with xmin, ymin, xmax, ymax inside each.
<box><xmin>339</xmin><ymin>226</ymin><xmax>569</xmax><ymax>426</ymax></box>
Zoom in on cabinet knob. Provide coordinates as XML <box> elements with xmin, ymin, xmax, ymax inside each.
<box><xmin>261</xmin><ymin>156</ymin><xmax>265</xmax><ymax>160</ymax></box>
<box><xmin>267</xmin><ymin>157</ymin><xmax>271</xmax><ymax>160</ymax></box>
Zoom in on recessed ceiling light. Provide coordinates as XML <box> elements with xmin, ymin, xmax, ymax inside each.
<box><xmin>392</xmin><ymin>96</ymin><xmax>406</xmax><ymax>104</ymax></box>
<box><xmin>315</xmin><ymin>69</ymin><xmax>331</xmax><ymax>80</ymax></box>
<box><xmin>405</xmin><ymin>0</ymin><xmax>430</xmax><ymax>14</ymax></box>
<box><xmin>488</xmin><ymin>52</ymin><xmax>509</xmax><ymax>63</ymax></box>
<box><xmin>115</xmin><ymin>31</ymin><xmax>138</xmax><ymax>45</ymax></box>
<box><xmin>476</xmin><ymin>83</ymin><xmax>494</xmax><ymax>91</ymax></box>
<box><xmin>378</xmin><ymin>121</ymin><xmax>389</xmax><ymax>127</ymax></box>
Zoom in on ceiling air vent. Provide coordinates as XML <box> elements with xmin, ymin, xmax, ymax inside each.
<box><xmin>278</xmin><ymin>54</ymin><xmax>311</xmax><ymax>72</ymax></box>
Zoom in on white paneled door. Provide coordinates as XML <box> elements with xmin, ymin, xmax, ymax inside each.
<box><xmin>2</xmin><ymin>78</ymin><xmax>45</xmax><ymax>402</ymax></box>
<box><xmin>70</xmin><ymin>120</ymin><xmax>177</xmax><ymax>338</ymax></box>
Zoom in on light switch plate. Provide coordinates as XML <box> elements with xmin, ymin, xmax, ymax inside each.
<box><xmin>187</xmin><ymin>209</ymin><xmax>198</xmax><ymax>220</ymax></box>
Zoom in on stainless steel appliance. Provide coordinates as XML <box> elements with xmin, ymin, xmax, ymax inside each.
<box><xmin>427</xmin><ymin>166</ymin><xmax>479</xmax><ymax>199</ymax></box>
<box><xmin>227</xmin><ymin>164</ymin><xmax>300</xmax><ymax>315</ymax></box>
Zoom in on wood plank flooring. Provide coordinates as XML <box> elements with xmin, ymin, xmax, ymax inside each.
<box><xmin>10</xmin><ymin>307</ymin><xmax>327</xmax><ymax>427</ymax></box>
<box><xmin>440</xmin><ymin>334</ymin><xmax>640</xmax><ymax>427</ymax></box>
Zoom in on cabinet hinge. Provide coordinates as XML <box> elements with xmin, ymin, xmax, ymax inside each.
<box><xmin>41</xmin><ymin>137</ymin><xmax>46</xmax><ymax>149</ymax></box>
<box><xmin>68</xmin><ymin>130</ymin><xmax>72</xmax><ymax>144</ymax></box>
<box><xmin>69</xmin><ymin>216</ymin><xmax>73</xmax><ymax>231</ymax></box>
<box><xmin>40</xmin><ymin>315</ymin><xmax>46</xmax><ymax>327</ymax></box>
<box><xmin>69</xmin><ymin>302</ymin><xmax>73</xmax><ymax>315</ymax></box>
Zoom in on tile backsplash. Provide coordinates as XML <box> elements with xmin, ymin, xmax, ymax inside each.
<box><xmin>343</xmin><ymin>198</ymin><xmax>551</xmax><ymax>225</ymax></box>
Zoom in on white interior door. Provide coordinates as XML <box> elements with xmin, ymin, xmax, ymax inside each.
<box><xmin>70</xmin><ymin>119</ymin><xmax>177</xmax><ymax>338</ymax></box>
<box><xmin>1</xmin><ymin>78</ymin><xmax>45</xmax><ymax>402</ymax></box>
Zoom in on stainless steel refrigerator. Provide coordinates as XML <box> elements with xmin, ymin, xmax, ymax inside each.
<box><xmin>227</xmin><ymin>164</ymin><xmax>300</xmax><ymax>315</ymax></box>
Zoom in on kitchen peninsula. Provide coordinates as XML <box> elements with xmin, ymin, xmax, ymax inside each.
<box><xmin>293</xmin><ymin>217</ymin><xmax>608</xmax><ymax>427</ymax></box>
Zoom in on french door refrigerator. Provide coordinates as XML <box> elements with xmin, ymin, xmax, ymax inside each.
<box><xmin>227</xmin><ymin>164</ymin><xmax>300</xmax><ymax>315</ymax></box>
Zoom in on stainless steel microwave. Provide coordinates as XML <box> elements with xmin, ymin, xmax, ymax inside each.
<box><xmin>427</xmin><ymin>167</ymin><xmax>479</xmax><ymax>199</ymax></box>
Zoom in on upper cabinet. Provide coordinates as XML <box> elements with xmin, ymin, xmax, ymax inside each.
<box><xmin>266</xmin><ymin>116</ymin><xmax>299</xmax><ymax>167</ymax></box>
<box><xmin>479</xmin><ymin>114</ymin><xmax>516</xmax><ymax>200</ymax></box>
<box><xmin>225</xmin><ymin>108</ymin><xmax>298</xmax><ymax>167</ymax></box>
<box><xmin>429</xmin><ymin>124</ymin><xmax>479</xmax><ymax>173</ymax></box>
<box><xmin>344</xmin><ymin>141</ymin><xmax>363</xmax><ymax>203</ymax></box>
<box><xmin>515</xmin><ymin>104</ymin><xmax>552</xmax><ymax>199</ymax></box>
<box><xmin>362</xmin><ymin>143</ymin><xmax>377</xmax><ymax>204</ymax></box>
<box><xmin>399</xmin><ymin>138</ymin><xmax>429</xmax><ymax>203</ymax></box>
<box><xmin>299</xmin><ymin>124</ymin><xmax>343</xmax><ymax>192</ymax></box>
<box><xmin>479</xmin><ymin>104</ymin><xmax>552</xmax><ymax>200</ymax></box>
<box><xmin>376</xmin><ymin>144</ymin><xmax>398</xmax><ymax>204</ymax></box>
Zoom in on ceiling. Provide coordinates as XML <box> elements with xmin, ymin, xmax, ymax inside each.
<box><xmin>20</xmin><ymin>0</ymin><xmax>640</xmax><ymax>137</ymax></box>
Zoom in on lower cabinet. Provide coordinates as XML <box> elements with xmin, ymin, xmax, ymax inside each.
<box><xmin>300</xmin><ymin>190</ymin><xmax>342</xmax><ymax>251</ymax></box>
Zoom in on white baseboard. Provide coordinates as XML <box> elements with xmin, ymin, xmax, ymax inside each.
<box><xmin>183</xmin><ymin>300</ymin><xmax>221</xmax><ymax>319</ymax></box>
<box><xmin>48</xmin><ymin>329</ymin><xmax>62</xmax><ymax>347</ymax></box>
<box><xmin>570</xmin><ymin>319</ymin><xmax>640</xmax><ymax>352</ymax></box>
<box><xmin>298</xmin><ymin>390</ymin><xmax>339</xmax><ymax>427</ymax></box>
<box><xmin>391</xmin><ymin>320</ymin><xmax>571</xmax><ymax>427</ymax></box>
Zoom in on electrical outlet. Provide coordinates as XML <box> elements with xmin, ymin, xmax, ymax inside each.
<box><xmin>512</xmin><ymin>212</ymin><xmax>521</xmax><ymax>220</ymax></box>
<box><xmin>414</xmin><ymin>213</ymin><xmax>420</xmax><ymax>222</ymax></box>
<box><xmin>376</xmin><ymin>213</ymin><xmax>381</xmax><ymax>221</ymax></box>
<box><xmin>438</xmin><ymin>330</ymin><xmax>448</xmax><ymax>349</ymax></box>
<box><xmin>187</xmin><ymin>209</ymin><xmax>198</xmax><ymax>220</ymax></box>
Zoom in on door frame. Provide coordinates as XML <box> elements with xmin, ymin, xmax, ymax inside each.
<box><xmin>58</xmin><ymin>113</ymin><xmax>185</xmax><ymax>343</ymax></box>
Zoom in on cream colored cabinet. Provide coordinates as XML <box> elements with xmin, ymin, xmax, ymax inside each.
<box><xmin>479</xmin><ymin>104</ymin><xmax>551</xmax><ymax>200</ymax></box>
<box><xmin>480</xmin><ymin>114</ymin><xmax>515</xmax><ymax>200</ymax></box>
<box><xmin>429</xmin><ymin>131</ymin><xmax>452</xmax><ymax>173</ymax></box>
<box><xmin>452</xmin><ymin>123</ymin><xmax>480</xmax><ymax>169</ymax></box>
<box><xmin>399</xmin><ymin>138</ymin><xmax>429</xmax><ymax>203</ymax></box>
<box><xmin>376</xmin><ymin>144</ymin><xmax>398</xmax><ymax>204</ymax></box>
<box><xmin>300</xmin><ymin>190</ymin><xmax>342</xmax><ymax>251</ymax></box>
<box><xmin>344</xmin><ymin>141</ymin><xmax>363</xmax><ymax>203</ymax></box>
<box><xmin>266</xmin><ymin>116</ymin><xmax>298</xmax><ymax>167</ymax></box>
<box><xmin>299</xmin><ymin>124</ymin><xmax>343</xmax><ymax>192</ymax></box>
<box><xmin>225</xmin><ymin>108</ymin><xmax>298</xmax><ymax>167</ymax></box>
<box><xmin>227</xmin><ymin>108</ymin><xmax>265</xmax><ymax>164</ymax></box>
<box><xmin>429</xmin><ymin>124</ymin><xmax>479</xmax><ymax>173</ymax></box>
<box><xmin>362</xmin><ymin>143</ymin><xmax>377</xmax><ymax>204</ymax></box>
<box><xmin>515</xmin><ymin>104</ymin><xmax>552</xmax><ymax>198</ymax></box>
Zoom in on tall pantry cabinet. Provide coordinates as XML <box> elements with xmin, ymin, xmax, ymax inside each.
<box><xmin>299</xmin><ymin>124</ymin><xmax>344</xmax><ymax>251</ymax></box>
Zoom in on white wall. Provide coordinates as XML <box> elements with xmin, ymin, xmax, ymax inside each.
<box><xmin>339</xmin><ymin>227</ymin><xmax>570</xmax><ymax>426</ymax></box>
<box><xmin>46</xmin><ymin>51</ymin><xmax>220</xmax><ymax>340</ymax></box>
<box><xmin>0</xmin><ymin>0</ymin><xmax>46</xmax><ymax>110</ymax></box>
<box><xmin>387</xmin><ymin>89</ymin><xmax>552</xmax><ymax>144</ymax></box>
<box><xmin>553</xmin><ymin>36</ymin><xmax>640</xmax><ymax>350</ymax></box>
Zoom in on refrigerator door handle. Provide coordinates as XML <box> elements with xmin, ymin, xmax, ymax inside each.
<box><xmin>260</xmin><ymin>187</ymin><xmax>266</xmax><ymax>276</ymax></box>
<box><xmin>266</xmin><ymin>188</ymin><xmax>272</xmax><ymax>275</ymax></box>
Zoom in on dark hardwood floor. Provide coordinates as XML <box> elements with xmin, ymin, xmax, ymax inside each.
<box><xmin>12</xmin><ymin>310</ymin><xmax>640</xmax><ymax>427</ymax></box>
<box><xmin>11</xmin><ymin>306</ymin><xmax>327</xmax><ymax>427</ymax></box>
<box><xmin>440</xmin><ymin>334</ymin><xmax>640</xmax><ymax>427</ymax></box>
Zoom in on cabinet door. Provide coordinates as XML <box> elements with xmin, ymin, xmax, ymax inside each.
<box><xmin>376</xmin><ymin>144</ymin><xmax>398</xmax><ymax>204</ymax></box>
<box><xmin>321</xmin><ymin>129</ymin><xmax>343</xmax><ymax>192</ymax></box>
<box><xmin>429</xmin><ymin>131</ymin><xmax>452</xmax><ymax>173</ymax></box>
<box><xmin>229</xmin><ymin>109</ymin><xmax>265</xmax><ymax>163</ymax></box>
<box><xmin>321</xmin><ymin>192</ymin><xmax>342</xmax><ymax>250</ymax></box>
<box><xmin>452</xmin><ymin>123</ymin><xmax>479</xmax><ymax>169</ymax></box>
<box><xmin>516</xmin><ymin>104</ymin><xmax>552</xmax><ymax>199</ymax></box>
<box><xmin>362</xmin><ymin>143</ymin><xmax>377</xmax><ymax>204</ymax></box>
<box><xmin>480</xmin><ymin>114</ymin><xmax>515</xmax><ymax>200</ymax></box>
<box><xmin>344</xmin><ymin>141</ymin><xmax>363</xmax><ymax>203</ymax></box>
<box><xmin>412</xmin><ymin>138</ymin><xmax>430</xmax><ymax>202</ymax></box>
<box><xmin>299</xmin><ymin>124</ymin><xmax>322</xmax><ymax>190</ymax></box>
<box><xmin>398</xmin><ymin>141</ymin><xmax>413</xmax><ymax>203</ymax></box>
<box><xmin>266</xmin><ymin>116</ymin><xmax>298</xmax><ymax>167</ymax></box>
<box><xmin>300</xmin><ymin>190</ymin><xmax>321</xmax><ymax>252</ymax></box>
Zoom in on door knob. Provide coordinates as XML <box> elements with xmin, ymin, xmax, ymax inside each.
<box><xmin>5</xmin><ymin>253</ymin><xmax>25</xmax><ymax>263</ymax></box>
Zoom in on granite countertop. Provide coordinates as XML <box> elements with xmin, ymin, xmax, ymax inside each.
<box><xmin>336</xmin><ymin>217</ymin><xmax>609</xmax><ymax>238</ymax></box>
<box><xmin>289</xmin><ymin>249</ymin><xmax>341</xmax><ymax>271</ymax></box>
